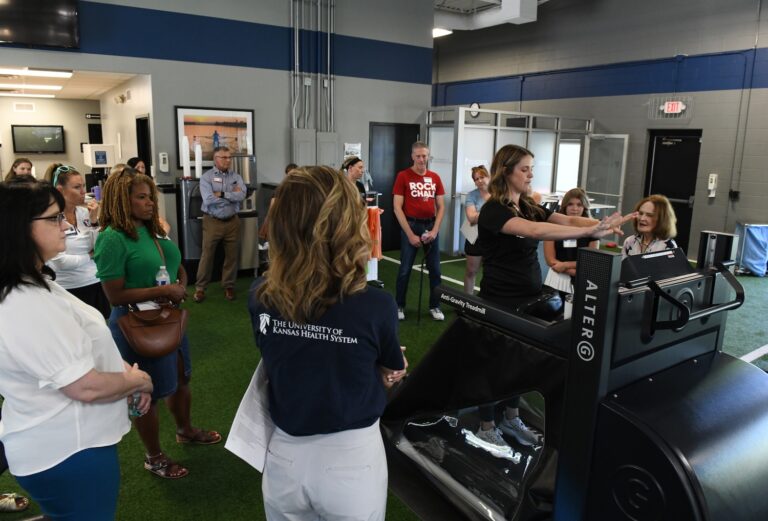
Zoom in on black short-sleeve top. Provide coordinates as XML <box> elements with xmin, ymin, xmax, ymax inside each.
<box><xmin>477</xmin><ymin>200</ymin><xmax>553</xmax><ymax>300</ymax></box>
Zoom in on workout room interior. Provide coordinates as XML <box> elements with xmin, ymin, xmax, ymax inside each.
<box><xmin>1</xmin><ymin>1</ymin><xmax>767</xmax><ymax>520</ymax></box>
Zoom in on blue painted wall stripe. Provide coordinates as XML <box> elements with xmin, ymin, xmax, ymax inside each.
<box><xmin>78</xmin><ymin>2</ymin><xmax>291</xmax><ymax>71</ymax></box>
<box><xmin>433</xmin><ymin>48</ymin><xmax>768</xmax><ymax>106</ymax></box>
<box><xmin>1</xmin><ymin>2</ymin><xmax>432</xmax><ymax>85</ymax></box>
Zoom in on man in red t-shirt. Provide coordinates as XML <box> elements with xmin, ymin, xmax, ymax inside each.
<box><xmin>392</xmin><ymin>141</ymin><xmax>445</xmax><ymax>321</ymax></box>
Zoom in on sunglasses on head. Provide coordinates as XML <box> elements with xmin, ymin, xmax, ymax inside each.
<box><xmin>52</xmin><ymin>165</ymin><xmax>76</xmax><ymax>187</ymax></box>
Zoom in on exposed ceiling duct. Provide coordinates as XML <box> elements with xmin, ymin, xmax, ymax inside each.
<box><xmin>434</xmin><ymin>0</ymin><xmax>540</xmax><ymax>31</ymax></box>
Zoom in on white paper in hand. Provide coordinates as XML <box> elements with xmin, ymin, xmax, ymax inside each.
<box><xmin>225</xmin><ymin>360</ymin><xmax>274</xmax><ymax>472</ymax></box>
<box><xmin>544</xmin><ymin>269</ymin><xmax>573</xmax><ymax>294</ymax></box>
<box><xmin>460</xmin><ymin>219</ymin><xmax>479</xmax><ymax>245</ymax></box>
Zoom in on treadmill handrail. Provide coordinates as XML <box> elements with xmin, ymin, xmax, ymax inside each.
<box><xmin>644</xmin><ymin>262</ymin><xmax>744</xmax><ymax>336</ymax></box>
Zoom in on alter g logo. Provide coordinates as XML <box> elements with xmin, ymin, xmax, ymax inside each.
<box><xmin>577</xmin><ymin>280</ymin><xmax>599</xmax><ymax>362</ymax></box>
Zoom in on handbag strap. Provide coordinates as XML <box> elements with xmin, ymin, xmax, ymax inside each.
<box><xmin>129</xmin><ymin>236</ymin><xmax>170</xmax><ymax>312</ymax></box>
<box><xmin>152</xmin><ymin>236</ymin><xmax>166</xmax><ymax>266</ymax></box>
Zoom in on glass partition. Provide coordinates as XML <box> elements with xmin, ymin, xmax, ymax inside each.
<box><xmin>528</xmin><ymin>131</ymin><xmax>556</xmax><ymax>194</ymax></box>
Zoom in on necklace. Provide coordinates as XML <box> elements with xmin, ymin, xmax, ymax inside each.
<box><xmin>65</xmin><ymin>209</ymin><xmax>77</xmax><ymax>226</ymax></box>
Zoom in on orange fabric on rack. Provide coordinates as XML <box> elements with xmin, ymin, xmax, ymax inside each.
<box><xmin>367</xmin><ymin>207</ymin><xmax>383</xmax><ymax>259</ymax></box>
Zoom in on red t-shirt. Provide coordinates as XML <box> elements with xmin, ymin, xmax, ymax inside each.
<box><xmin>392</xmin><ymin>168</ymin><xmax>445</xmax><ymax>219</ymax></box>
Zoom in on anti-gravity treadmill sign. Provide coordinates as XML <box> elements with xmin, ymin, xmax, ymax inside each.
<box><xmin>554</xmin><ymin>248</ymin><xmax>621</xmax><ymax>521</ymax></box>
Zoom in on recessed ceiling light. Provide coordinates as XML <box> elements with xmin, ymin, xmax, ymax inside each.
<box><xmin>432</xmin><ymin>28</ymin><xmax>453</xmax><ymax>38</ymax></box>
<box><xmin>0</xmin><ymin>92</ymin><xmax>56</xmax><ymax>98</ymax></box>
<box><xmin>0</xmin><ymin>68</ymin><xmax>73</xmax><ymax>78</ymax></box>
<box><xmin>0</xmin><ymin>83</ymin><xmax>62</xmax><ymax>90</ymax></box>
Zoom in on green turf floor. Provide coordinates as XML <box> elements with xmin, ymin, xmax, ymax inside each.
<box><xmin>1</xmin><ymin>253</ymin><xmax>765</xmax><ymax>520</ymax></box>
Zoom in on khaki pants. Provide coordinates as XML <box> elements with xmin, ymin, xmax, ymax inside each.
<box><xmin>195</xmin><ymin>214</ymin><xmax>240</xmax><ymax>290</ymax></box>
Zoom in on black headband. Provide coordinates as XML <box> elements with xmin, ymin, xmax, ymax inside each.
<box><xmin>343</xmin><ymin>157</ymin><xmax>361</xmax><ymax>170</ymax></box>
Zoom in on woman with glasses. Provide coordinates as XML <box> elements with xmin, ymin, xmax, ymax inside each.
<box><xmin>3</xmin><ymin>158</ymin><xmax>33</xmax><ymax>182</ymax></box>
<box><xmin>250</xmin><ymin>166</ymin><xmax>406</xmax><ymax>521</ymax></box>
<box><xmin>44</xmin><ymin>164</ymin><xmax>111</xmax><ymax>319</ymax></box>
<box><xmin>0</xmin><ymin>181</ymin><xmax>152</xmax><ymax>520</ymax></box>
<box><xmin>463</xmin><ymin>165</ymin><xmax>491</xmax><ymax>294</ymax></box>
<box><xmin>94</xmin><ymin>168</ymin><xmax>221</xmax><ymax>481</ymax></box>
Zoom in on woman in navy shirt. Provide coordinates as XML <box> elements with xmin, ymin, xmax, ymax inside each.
<box><xmin>249</xmin><ymin>166</ymin><xmax>406</xmax><ymax>521</ymax></box>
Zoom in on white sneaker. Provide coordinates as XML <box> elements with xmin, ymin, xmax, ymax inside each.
<box><xmin>397</xmin><ymin>308</ymin><xmax>405</xmax><ymax>321</ymax></box>
<box><xmin>475</xmin><ymin>427</ymin><xmax>508</xmax><ymax>448</ymax></box>
<box><xmin>499</xmin><ymin>416</ymin><xmax>541</xmax><ymax>446</ymax></box>
<box><xmin>429</xmin><ymin>308</ymin><xmax>445</xmax><ymax>321</ymax></box>
<box><xmin>463</xmin><ymin>428</ymin><xmax>521</xmax><ymax>463</ymax></box>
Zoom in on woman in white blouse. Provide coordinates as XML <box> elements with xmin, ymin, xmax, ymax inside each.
<box><xmin>44</xmin><ymin>164</ymin><xmax>111</xmax><ymax>319</ymax></box>
<box><xmin>0</xmin><ymin>181</ymin><xmax>153</xmax><ymax>520</ymax></box>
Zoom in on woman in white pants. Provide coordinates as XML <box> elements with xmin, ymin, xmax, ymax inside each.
<box><xmin>249</xmin><ymin>166</ymin><xmax>407</xmax><ymax>520</ymax></box>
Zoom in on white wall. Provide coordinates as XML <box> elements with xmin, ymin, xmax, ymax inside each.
<box><xmin>0</xmin><ymin>98</ymin><xmax>100</xmax><ymax>178</ymax></box>
<box><xmin>99</xmin><ymin>74</ymin><xmax>153</xmax><ymax>170</ymax></box>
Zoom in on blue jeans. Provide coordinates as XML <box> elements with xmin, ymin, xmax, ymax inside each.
<box><xmin>395</xmin><ymin>219</ymin><xmax>442</xmax><ymax>309</ymax></box>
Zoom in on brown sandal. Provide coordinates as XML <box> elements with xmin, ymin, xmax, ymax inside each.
<box><xmin>176</xmin><ymin>428</ymin><xmax>222</xmax><ymax>445</ymax></box>
<box><xmin>144</xmin><ymin>453</ymin><xmax>189</xmax><ymax>479</ymax></box>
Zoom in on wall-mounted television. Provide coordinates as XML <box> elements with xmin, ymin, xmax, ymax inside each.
<box><xmin>0</xmin><ymin>0</ymin><xmax>79</xmax><ymax>49</ymax></box>
<box><xmin>11</xmin><ymin>125</ymin><xmax>66</xmax><ymax>154</ymax></box>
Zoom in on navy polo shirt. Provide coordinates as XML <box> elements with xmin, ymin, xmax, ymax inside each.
<box><xmin>248</xmin><ymin>280</ymin><xmax>404</xmax><ymax>436</ymax></box>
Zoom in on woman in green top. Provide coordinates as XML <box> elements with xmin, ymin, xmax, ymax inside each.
<box><xmin>94</xmin><ymin>168</ymin><xmax>221</xmax><ymax>480</ymax></box>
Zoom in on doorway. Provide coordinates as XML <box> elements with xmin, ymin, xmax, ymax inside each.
<box><xmin>644</xmin><ymin>129</ymin><xmax>702</xmax><ymax>254</ymax></box>
<box><xmin>136</xmin><ymin>115</ymin><xmax>152</xmax><ymax>172</ymax></box>
<box><xmin>369</xmin><ymin>122</ymin><xmax>421</xmax><ymax>251</ymax></box>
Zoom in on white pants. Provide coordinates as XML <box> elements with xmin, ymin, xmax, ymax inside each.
<box><xmin>263</xmin><ymin>420</ymin><xmax>388</xmax><ymax>521</ymax></box>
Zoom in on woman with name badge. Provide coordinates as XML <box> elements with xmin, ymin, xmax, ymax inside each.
<box><xmin>44</xmin><ymin>164</ymin><xmax>111</xmax><ymax>319</ymax></box>
<box><xmin>543</xmin><ymin>187</ymin><xmax>599</xmax><ymax>293</ymax></box>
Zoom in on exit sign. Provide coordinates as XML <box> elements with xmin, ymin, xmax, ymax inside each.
<box><xmin>661</xmin><ymin>100</ymin><xmax>686</xmax><ymax>114</ymax></box>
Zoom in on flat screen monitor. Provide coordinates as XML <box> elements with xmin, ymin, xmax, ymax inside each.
<box><xmin>0</xmin><ymin>0</ymin><xmax>79</xmax><ymax>49</ymax></box>
<box><xmin>11</xmin><ymin>125</ymin><xmax>66</xmax><ymax>154</ymax></box>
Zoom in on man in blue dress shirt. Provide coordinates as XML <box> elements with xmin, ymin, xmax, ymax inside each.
<box><xmin>193</xmin><ymin>146</ymin><xmax>246</xmax><ymax>302</ymax></box>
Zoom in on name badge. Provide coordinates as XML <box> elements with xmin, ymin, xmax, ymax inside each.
<box><xmin>563</xmin><ymin>239</ymin><xmax>578</xmax><ymax>248</ymax></box>
<box><xmin>213</xmin><ymin>177</ymin><xmax>222</xmax><ymax>183</ymax></box>
<box><xmin>423</xmin><ymin>177</ymin><xmax>432</xmax><ymax>184</ymax></box>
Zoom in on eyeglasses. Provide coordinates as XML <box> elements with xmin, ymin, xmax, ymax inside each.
<box><xmin>52</xmin><ymin>165</ymin><xmax>76</xmax><ymax>187</ymax></box>
<box><xmin>32</xmin><ymin>212</ymin><xmax>67</xmax><ymax>225</ymax></box>
<box><xmin>214</xmin><ymin>155</ymin><xmax>232</xmax><ymax>160</ymax></box>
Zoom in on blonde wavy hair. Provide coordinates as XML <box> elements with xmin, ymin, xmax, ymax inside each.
<box><xmin>257</xmin><ymin>166</ymin><xmax>370</xmax><ymax>323</ymax></box>
<box><xmin>99</xmin><ymin>168</ymin><xmax>165</xmax><ymax>240</ymax></box>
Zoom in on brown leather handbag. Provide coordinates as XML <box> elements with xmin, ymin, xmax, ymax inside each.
<box><xmin>117</xmin><ymin>236</ymin><xmax>188</xmax><ymax>358</ymax></box>
<box><xmin>118</xmin><ymin>305</ymin><xmax>188</xmax><ymax>358</ymax></box>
